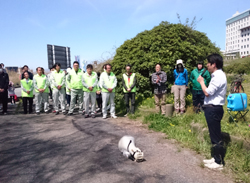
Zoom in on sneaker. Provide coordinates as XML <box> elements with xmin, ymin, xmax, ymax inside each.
<box><xmin>2</xmin><ymin>112</ymin><xmax>7</xmax><ymax>115</ymax></box>
<box><xmin>63</xmin><ymin>112</ymin><xmax>67</xmax><ymax>115</ymax></box>
<box><xmin>36</xmin><ymin>112</ymin><xmax>40</xmax><ymax>115</ymax></box>
<box><xmin>203</xmin><ymin>158</ymin><xmax>215</xmax><ymax>164</ymax></box>
<box><xmin>124</xmin><ymin>113</ymin><xmax>128</xmax><ymax>117</ymax></box>
<box><xmin>204</xmin><ymin>162</ymin><xmax>223</xmax><ymax>170</ymax></box>
<box><xmin>91</xmin><ymin>114</ymin><xmax>95</xmax><ymax>118</ymax></box>
<box><xmin>180</xmin><ymin>110</ymin><xmax>185</xmax><ymax>114</ymax></box>
<box><xmin>84</xmin><ymin>114</ymin><xmax>89</xmax><ymax>118</ymax></box>
<box><xmin>45</xmin><ymin>111</ymin><xmax>49</xmax><ymax>114</ymax></box>
<box><xmin>111</xmin><ymin>115</ymin><xmax>117</xmax><ymax>119</ymax></box>
<box><xmin>67</xmin><ymin>113</ymin><xmax>73</xmax><ymax>116</ymax></box>
<box><xmin>52</xmin><ymin>110</ymin><xmax>56</xmax><ymax>113</ymax></box>
<box><xmin>103</xmin><ymin>115</ymin><xmax>107</xmax><ymax>119</ymax></box>
<box><xmin>55</xmin><ymin>112</ymin><xmax>59</xmax><ymax>115</ymax></box>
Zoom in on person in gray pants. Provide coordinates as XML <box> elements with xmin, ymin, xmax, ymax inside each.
<box><xmin>100</xmin><ymin>64</ymin><xmax>117</xmax><ymax>119</ymax></box>
<box><xmin>33</xmin><ymin>67</ymin><xmax>50</xmax><ymax>115</ymax></box>
<box><xmin>67</xmin><ymin>61</ymin><xmax>84</xmax><ymax>115</ymax></box>
<box><xmin>82</xmin><ymin>64</ymin><xmax>98</xmax><ymax>118</ymax></box>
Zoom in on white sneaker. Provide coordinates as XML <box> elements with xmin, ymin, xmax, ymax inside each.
<box><xmin>203</xmin><ymin>158</ymin><xmax>215</xmax><ymax>164</ymax></box>
<box><xmin>124</xmin><ymin>113</ymin><xmax>128</xmax><ymax>117</ymax></box>
<box><xmin>103</xmin><ymin>115</ymin><xmax>107</xmax><ymax>119</ymax></box>
<box><xmin>111</xmin><ymin>115</ymin><xmax>117</xmax><ymax>119</ymax></box>
<box><xmin>204</xmin><ymin>162</ymin><xmax>223</xmax><ymax>170</ymax></box>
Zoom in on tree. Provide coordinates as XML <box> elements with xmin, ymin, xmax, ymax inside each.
<box><xmin>111</xmin><ymin>21</ymin><xmax>220</xmax><ymax>103</ymax></box>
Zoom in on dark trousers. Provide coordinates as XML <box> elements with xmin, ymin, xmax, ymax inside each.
<box><xmin>22</xmin><ymin>97</ymin><xmax>33</xmax><ymax>114</ymax></box>
<box><xmin>10</xmin><ymin>96</ymin><xmax>15</xmax><ymax>104</ymax></box>
<box><xmin>49</xmin><ymin>87</ymin><xmax>52</xmax><ymax>99</ymax></box>
<box><xmin>0</xmin><ymin>91</ymin><xmax>8</xmax><ymax>112</ymax></box>
<box><xmin>124</xmin><ymin>92</ymin><xmax>135</xmax><ymax>114</ymax></box>
<box><xmin>192</xmin><ymin>89</ymin><xmax>205</xmax><ymax>107</ymax></box>
<box><xmin>204</xmin><ymin>105</ymin><xmax>225</xmax><ymax>164</ymax></box>
<box><xmin>66</xmin><ymin>94</ymin><xmax>71</xmax><ymax>105</ymax></box>
<box><xmin>96</xmin><ymin>94</ymin><xmax>102</xmax><ymax>109</ymax></box>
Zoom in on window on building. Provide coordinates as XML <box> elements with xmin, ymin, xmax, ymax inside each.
<box><xmin>244</xmin><ymin>51</ymin><xmax>245</xmax><ymax>54</ymax></box>
<box><xmin>241</xmin><ymin>52</ymin><xmax>243</xmax><ymax>54</ymax></box>
<box><xmin>248</xmin><ymin>45</ymin><xmax>249</xmax><ymax>48</ymax></box>
<box><xmin>248</xmin><ymin>38</ymin><xmax>249</xmax><ymax>41</ymax></box>
<box><xmin>241</xmin><ymin>46</ymin><xmax>243</xmax><ymax>49</ymax></box>
<box><xmin>244</xmin><ymin>45</ymin><xmax>246</xmax><ymax>48</ymax></box>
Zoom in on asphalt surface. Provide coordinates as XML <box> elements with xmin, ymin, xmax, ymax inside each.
<box><xmin>0</xmin><ymin>104</ymin><xmax>233</xmax><ymax>183</ymax></box>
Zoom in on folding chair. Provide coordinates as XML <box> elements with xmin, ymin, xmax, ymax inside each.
<box><xmin>227</xmin><ymin>93</ymin><xmax>248</xmax><ymax>126</ymax></box>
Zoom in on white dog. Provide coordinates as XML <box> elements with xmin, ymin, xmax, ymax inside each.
<box><xmin>118</xmin><ymin>135</ymin><xmax>144</xmax><ymax>162</ymax></box>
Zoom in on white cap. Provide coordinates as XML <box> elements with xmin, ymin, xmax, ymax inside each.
<box><xmin>176</xmin><ymin>59</ymin><xmax>184</xmax><ymax>67</ymax></box>
<box><xmin>66</xmin><ymin>68</ymin><xmax>71</xmax><ymax>73</ymax></box>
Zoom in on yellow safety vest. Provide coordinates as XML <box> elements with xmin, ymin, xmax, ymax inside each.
<box><xmin>101</xmin><ymin>72</ymin><xmax>116</xmax><ymax>93</ymax></box>
<box><xmin>82</xmin><ymin>72</ymin><xmax>98</xmax><ymax>92</ymax></box>
<box><xmin>21</xmin><ymin>79</ymin><xmax>33</xmax><ymax>97</ymax></box>
<box><xmin>69</xmin><ymin>69</ymin><xmax>83</xmax><ymax>89</ymax></box>
<box><xmin>123</xmin><ymin>73</ymin><xmax>136</xmax><ymax>93</ymax></box>
<box><xmin>34</xmin><ymin>74</ymin><xmax>49</xmax><ymax>93</ymax></box>
<box><xmin>52</xmin><ymin>70</ymin><xmax>65</xmax><ymax>89</ymax></box>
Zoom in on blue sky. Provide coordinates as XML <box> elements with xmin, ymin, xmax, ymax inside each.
<box><xmin>0</xmin><ymin>0</ymin><xmax>249</xmax><ymax>70</ymax></box>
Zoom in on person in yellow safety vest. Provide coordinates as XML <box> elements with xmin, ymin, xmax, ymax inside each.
<box><xmin>82</xmin><ymin>64</ymin><xmax>98</xmax><ymax>118</ymax></box>
<box><xmin>122</xmin><ymin>64</ymin><xmax>137</xmax><ymax>116</ymax></box>
<box><xmin>33</xmin><ymin>67</ymin><xmax>50</xmax><ymax>115</ymax></box>
<box><xmin>50</xmin><ymin>63</ymin><xmax>67</xmax><ymax>115</ymax></box>
<box><xmin>100</xmin><ymin>63</ymin><xmax>117</xmax><ymax>119</ymax></box>
<box><xmin>21</xmin><ymin>71</ymin><xmax>34</xmax><ymax>114</ymax></box>
<box><xmin>67</xmin><ymin>61</ymin><xmax>84</xmax><ymax>115</ymax></box>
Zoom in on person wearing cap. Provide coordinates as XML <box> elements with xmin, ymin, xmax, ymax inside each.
<box><xmin>197</xmin><ymin>53</ymin><xmax>227</xmax><ymax>170</ymax></box>
<box><xmin>82</xmin><ymin>64</ymin><xmax>98</xmax><ymax>118</ymax></box>
<box><xmin>122</xmin><ymin>64</ymin><xmax>137</xmax><ymax>116</ymax></box>
<box><xmin>100</xmin><ymin>63</ymin><xmax>117</xmax><ymax>119</ymax></box>
<box><xmin>0</xmin><ymin>64</ymin><xmax>9</xmax><ymax>115</ymax></box>
<box><xmin>50</xmin><ymin>63</ymin><xmax>67</xmax><ymax>115</ymax></box>
<box><xmin>190</xmin><ymin>61</ymin><xmax>211</xmax><ymax>113</ymax></box>
<box><xmin>67</xmin><ymin>61</ymin><xmax>84</xmax><ymax>115</ymax></box>
<box><xmin>33</xmin><ymin>67</ymin><xmax>50</xmax><ymax>115</ymax></box>
<box><xmin>151</xmin><ymin>63</ymin><xmax>167</xmax><ymax>115</ymax></box>
<box><xmin>21</xmin><ymin>71</ymin><xmax>34</xmax><ymax>114</ymax></box>
<box><xmin>173</xmin><ymin>59</ymin><xmax>188</xmax><ymax>114</ymax></box>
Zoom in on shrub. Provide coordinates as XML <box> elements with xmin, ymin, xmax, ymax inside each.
<box><xmin>112</xmin><ymin>21</ymin><xmax>220</xmax><ymax>103</ymax></box>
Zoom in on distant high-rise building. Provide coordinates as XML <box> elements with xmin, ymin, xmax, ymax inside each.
<box><xmin>225</xmin><ymin>9</ymin><xmax>250</xmax><ymax>59</ymax></box>
<box><xmin>47</xmin><ymin>44</ymin><xmax>71</xmax><ymax>69</ymax></box>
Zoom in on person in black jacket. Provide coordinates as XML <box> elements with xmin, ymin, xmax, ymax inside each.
<box><xmin>0</xmin><ymin>64</ymin><xmax>9</xmax><ymax>114</ymax></box>
<box><xmin>20</xmin><ymin>65</ymin><xmax>33</xmax><ymax>80</ymax></box>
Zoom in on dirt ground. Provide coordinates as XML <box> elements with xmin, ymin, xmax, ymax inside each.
<box><xmin>0</xmin><ymin>103</ymin><xmax>234</xmax><ymax>183</ymax></box>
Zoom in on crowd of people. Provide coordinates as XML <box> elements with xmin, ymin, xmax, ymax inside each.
<box><xmin>0</xmin><ymin>53</ymin><xmax>227</xmax><ymax>170</ymax></box>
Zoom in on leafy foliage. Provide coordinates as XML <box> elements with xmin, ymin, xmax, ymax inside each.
<box><xmin>224</xmin><ymin>56</ymin><xmax>250</xmax><ymax>74</ymax></box>
<box><xmin>112</xmin><ymin>21</ymin><xmax>220</xmax><ymax>100</ymax></box>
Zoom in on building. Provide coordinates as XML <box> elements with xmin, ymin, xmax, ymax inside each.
<box><xmin>225</xmin><ymin>9</ymin><xmax>250</xmax><ymax>59</ymax></box>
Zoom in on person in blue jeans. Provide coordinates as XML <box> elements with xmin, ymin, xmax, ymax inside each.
<box><xmin>173</xmin><ymin>59</ymin><xmax>188</xmax><ymax>114</ymax></box>
<box><xmin>190</xmin><ymin>61</ymin><xmax>211</xmax><ymax>113</ymax></box>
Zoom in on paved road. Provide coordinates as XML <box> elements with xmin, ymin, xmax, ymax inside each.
<box><xmin>0</xmin><ymin>110</ymin><xmax>233</xmax><ymax>183</ymax></box>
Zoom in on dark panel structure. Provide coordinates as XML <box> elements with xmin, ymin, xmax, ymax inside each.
<box><xmin>47</xmin><ymin>44</ymin><xmax>71</xmax><ymax>69</ymax></box>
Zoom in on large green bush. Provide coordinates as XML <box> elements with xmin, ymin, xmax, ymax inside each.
<box><xmin>111</xmin><ymin>21</ymin><xmax>220</xmax><ymax>108</ymax></box>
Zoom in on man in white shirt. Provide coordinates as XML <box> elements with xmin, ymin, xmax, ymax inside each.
<box><xmin>197</xmin><ymin>53</ymin><xmax>227</xmax><ymax>170</ymax></box>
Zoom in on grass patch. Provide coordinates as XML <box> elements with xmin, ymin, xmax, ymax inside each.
<box><xmin>129</xmin><ymin>73</ymin><xmax>250</xmax><ymax>182</ymax></box>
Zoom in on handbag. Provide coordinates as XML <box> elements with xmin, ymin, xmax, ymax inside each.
<box><xmin>171</xmin><ymin>73</ymin><xmax>180</xmax><ymax>93</ymax></box>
